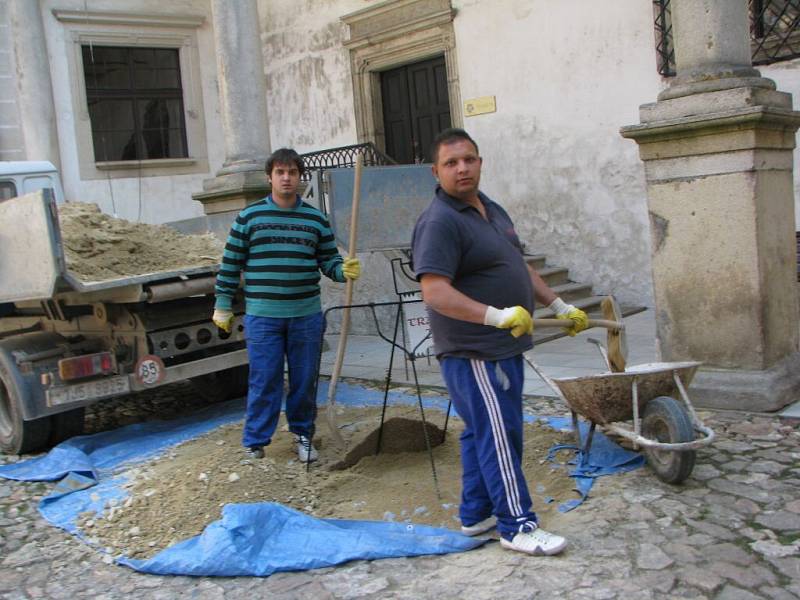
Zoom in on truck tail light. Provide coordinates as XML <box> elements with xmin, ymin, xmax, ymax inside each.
<box><xmin>58</xmin><ymin>352</ymin><xmax>115</xmax><ymax>381</ymax></box>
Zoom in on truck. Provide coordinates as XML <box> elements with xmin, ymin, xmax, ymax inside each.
<box><xmin>0</xmin><ymin>188</ymin><xmax>247</xmax><ymax>455</ymax></box>
<box><xmin>0</xmin><ymin>161</ymin><xmax>65</xmax><ymax>205</ymax></box>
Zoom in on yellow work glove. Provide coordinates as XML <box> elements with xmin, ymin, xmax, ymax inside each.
<box><xmin>549</xmin><ymin>297</ymin><xmax>589</xmax><ymax>337</ymax></box>
<box><xmin>342</xmin><ymin>257</ymin><xmax>361</xmax><ymax>281</ymax></box>
<box><xmin>212</xmin><ymin>309</ymin><xmax>233</xmax><ymax>333</ymax></box>
<box><xmin>483</xmin><ymin>305</ymin><xmax>534</xmax><ymax>338</ymax></box>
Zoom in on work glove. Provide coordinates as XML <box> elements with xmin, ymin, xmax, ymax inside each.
<box><xmin>212</xmin><ymin>309</ymin><xmax>233</xmax><ymax>333</ymax></box>
<box><xmin>549</xmin><ymin>297</ymin><xmax>588</xmax><ymax>337</ymax></box>
<box><xmin>342</xmin><ymin>257</ymin><xmax>361</xmax><ymax>281</ymax></box>
<box><xmin>484</xmin><ymin>305</ymin><xmax>533</xmax><ymax>338</ymax></box>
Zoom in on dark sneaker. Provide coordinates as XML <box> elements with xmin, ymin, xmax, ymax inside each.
<box><xmin>245</xmin><ymin>446</ymin><xmax>264</xmax><ymax>459</ymax></box>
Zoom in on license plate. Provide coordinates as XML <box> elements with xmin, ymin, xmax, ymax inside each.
<box><xmin>46</xmin><ymin>375</ymin><xmax>131</xmax><ymax>407</ymax></box>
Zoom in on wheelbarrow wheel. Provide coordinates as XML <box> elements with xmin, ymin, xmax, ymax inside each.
<box><xmin>641</xmin><ymin>396</ymin><xmax>696</xmax><ymax>484</ymax></box>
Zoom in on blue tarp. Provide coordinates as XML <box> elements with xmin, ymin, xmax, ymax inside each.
<box><xmin>0</xmin><ymin>381</ymin><xmax>642</xmax><ymax>576</ymax></box>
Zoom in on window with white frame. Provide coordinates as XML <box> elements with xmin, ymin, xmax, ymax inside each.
<box><xmin>53</xmin><ymin>10</ymin><xmax>209</xmax><ymax>180</ymax></box>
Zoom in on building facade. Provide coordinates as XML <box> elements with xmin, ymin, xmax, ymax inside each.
<box><xmin>3</xmin><ymin>0</ymin><xmax>800</xmax><ymax>308</ymax></box>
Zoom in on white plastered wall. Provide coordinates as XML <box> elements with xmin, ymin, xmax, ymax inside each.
<box><xmin>450</xmin><ymin>0</ymin><xmax>668</xmax><ymax>306</ymax></box>
<box><xmin>257</xmin><ymin>0</ymin><xmax>363</xmax><ymax>153</ymax></box>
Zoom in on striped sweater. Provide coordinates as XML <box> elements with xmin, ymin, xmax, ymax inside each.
<box><xmin>214</xmin><ymin>195</ymin><xmax>346</xmax><ymax>318</ymax></box>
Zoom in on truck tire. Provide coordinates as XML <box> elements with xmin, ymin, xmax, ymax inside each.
<box><xmin>49</xmin><ymin>408</ymin><xmax>85</xmax><ymax>446</ymax></box>
<box><xmin>0</xmin><ymin>357</ymin><xmax>51</xmax><ymax>455</ymax></box>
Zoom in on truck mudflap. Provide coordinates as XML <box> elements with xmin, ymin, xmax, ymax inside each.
<box><xmin>43</xmin><ymin>348</ymin><xmax>249</xmax><ymax>411</ymax></box>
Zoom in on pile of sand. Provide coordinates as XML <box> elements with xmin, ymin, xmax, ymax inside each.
<box><xmin>58</xmin><ymin>202</ymin><xmax>223</xmax><ymax>282</ymax></box>
<box><xmin>76</xmin><ymin>404</ymin><xmax>580</xmax><ymax>560</ymax></box>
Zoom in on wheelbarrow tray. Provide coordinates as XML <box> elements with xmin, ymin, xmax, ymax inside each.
<box><xmin>551</xmin><ymin>361</ymin><xmax>701</xmax><ymax>425</ymax></box>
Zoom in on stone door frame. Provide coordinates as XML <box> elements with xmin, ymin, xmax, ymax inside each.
<box><xmin>341</xmin><ymin>0</ymin><xmax>462</xmax><ymax>155</ymax></box>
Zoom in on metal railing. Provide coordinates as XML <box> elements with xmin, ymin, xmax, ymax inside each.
<box><xmin>299</xmin><ymin>142</ymin><xmax>396</xmax><ymax>181</ymax></box>
<box><xmin>653</xmin><ymin>0</ymin><xmax>800</xmax><ymax>77</ymax></box>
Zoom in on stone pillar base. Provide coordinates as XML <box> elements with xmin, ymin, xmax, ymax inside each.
<box><xmin>690</xmin><ymin>352</ymin><xmax>800</xmax><ymax>412</ymax></box>
<box><xmin>192</xmin><ymin>169</ymin><xmax>271</xmax><ymax>215</ymax></box>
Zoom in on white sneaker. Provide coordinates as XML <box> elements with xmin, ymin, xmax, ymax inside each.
<box><xmin>296</xmin><ymin>435</ymin><xmax>318</xmax><ymax>462</ymax></box>
<box><xmin>500</xmin><ymin>522</ymin><xmax>567</xmax><ymax>556</ymax></box>
<box><xmin>461</xmin><ymin>516</ymin><xmax>497</xmax><ymax>537</ymax></box>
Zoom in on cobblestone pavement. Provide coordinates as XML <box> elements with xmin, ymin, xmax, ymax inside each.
<box><xmin>1</xmin><ymin>382</ymin><xmax>799</xmax><ymax>599</ymax></box>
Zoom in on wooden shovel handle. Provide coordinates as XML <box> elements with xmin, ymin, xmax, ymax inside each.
<box><xmin>532</xmin><ymin>318</ymin><xmax>624</xmax><ymax>331</ymax></box>
<box><xmin>325</xmin><ymin>152</ymin><xmax>363</xmax><ymax>446</ymax></box>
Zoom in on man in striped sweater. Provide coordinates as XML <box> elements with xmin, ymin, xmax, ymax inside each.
<box><xmin>212</xmin><ymin>148</ymin><xmax>360</xmax><ymax>462</ymax></box>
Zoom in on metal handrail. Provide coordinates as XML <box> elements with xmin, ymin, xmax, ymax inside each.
<box><xmin>299</xmin><ymin>142</ymin><xmax>396</xmax><ymax>181</ymax></box>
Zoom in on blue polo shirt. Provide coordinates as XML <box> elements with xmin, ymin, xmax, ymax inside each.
<box><xmin>411</xmin><ymin>187</ymin><xmax>534</xmax><ymax>360</ymax></box>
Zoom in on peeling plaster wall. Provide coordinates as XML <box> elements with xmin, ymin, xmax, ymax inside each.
<box><xmin>450</xmin><ymin>0</ymin><xmax>664</xmax><ymax>306</ymax></box>
<box><xmin>259</xmin><ymin>0</ymin><xmax>667</xmax><ymax>306</ymax></box>
<box><xmin>0</xmin><ymin>0</ymin><xmax>25</xmax><ymax>161</ymax></box>
<box><xmin>34</xmin><ymin>0</ymin><xmax>224</xmax><ymax>224</ymax></box>
<box><xmin>257</xmin><ymin>0</ymin><xmax>364</xmax><ymax>152</ymax></box>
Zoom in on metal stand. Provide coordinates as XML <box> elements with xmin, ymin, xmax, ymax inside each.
<box><xmin>309</xmin><ymin>258</ymin><xmax>451</xmax><ymax>497</ymax></box>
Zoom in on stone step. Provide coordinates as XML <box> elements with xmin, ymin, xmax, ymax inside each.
<box><xmin>533</xmin><ymin>294</ymin><xmax>605</xmax><ymax>319</ymax></box>
<box><xmin>536</xmin><ymin>266</ymin><xmax>570</xmax><ymax>287</ymax></box>
<box><xmin>524</xmin><ymin>254</ymin><xmax>546</xmax><ymax>270</ymax></box>
<box><xmin>549</xmin><ymin>281</ymin><xmax>594</xmax><ymax>304</ymax></box>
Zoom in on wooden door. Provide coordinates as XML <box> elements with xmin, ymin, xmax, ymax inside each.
<box><xmin>381</xmin><ymin>56</ymin><xmax>451</xmax><ymax>164</ymax></box>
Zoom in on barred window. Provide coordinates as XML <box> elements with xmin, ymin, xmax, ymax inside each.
<box><xmin>654</xmin><ymin>0</ymin><xmax>800</xmax><ymax>77</ymax></box>
<box><xmin>81</xmin><ymin>45</ymin><xmax>188</xmax><ymax>162</ymax></box>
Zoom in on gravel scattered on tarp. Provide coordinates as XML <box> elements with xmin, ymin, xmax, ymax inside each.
<box><xmin>76</xmin><ymin>405</ymin><xmax>579</xmax><ymax>560</ymax></box>
<box><xmin>58</xmin><ymin>202</ymin><xmax>222</xmax><ymax>282</ymax></box>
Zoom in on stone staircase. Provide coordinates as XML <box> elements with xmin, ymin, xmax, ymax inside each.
<box><xmin>525</xmin><ymin>254</ymin><xmax>645</xmax><ymax>345</ymax></box>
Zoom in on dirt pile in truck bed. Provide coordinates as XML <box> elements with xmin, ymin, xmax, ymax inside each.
<box><xmin>58</xmin><ymin>202</ymin><xmax>223</xmax><ymax>282</ymax></box>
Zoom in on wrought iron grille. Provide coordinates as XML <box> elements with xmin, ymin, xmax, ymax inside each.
<box><xmin>653</xmin><ymin>0</ymin><xmax>800</xmax><ymax>77</ymax></box>
<box><xmin>653</xmin><ymin>0</ymin><xmax>675</xmax><ymax>77</ymax></box>
<box><xmin>299</xmin><ymin>142</ymin><xmax>396</xmax><ymax>181</ymax></box>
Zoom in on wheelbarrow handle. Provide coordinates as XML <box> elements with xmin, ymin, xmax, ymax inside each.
<box><xmin>532</xmin><ymin>318</ymin><xmax>624</xmax><ymax>331</ymax></box>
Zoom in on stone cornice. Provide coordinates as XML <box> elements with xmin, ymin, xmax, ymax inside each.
<box><xmin>621</xmin><ymin>106</ymin><xmax>800</xmax><ymax>143</ymax></box>
<box><xmin>52</xmin><ymin>9</ymin><xmax>205</xmax><ymax>29</ymax></box>
<box><xmin>341</xmin><ymin>0</ymin><xmax>453</xmax><ymax>48</ymax></box>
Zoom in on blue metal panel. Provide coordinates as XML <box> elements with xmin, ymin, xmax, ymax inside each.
<box><xmin>325</xmin><ymin>164</ymin><xmax>436</xmax><ymax>251</ymax></box>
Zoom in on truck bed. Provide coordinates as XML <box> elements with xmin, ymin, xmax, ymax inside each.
<box><xmin>0</xmin><ymin>190</ymin><xmax>218</xmax><ymax>304</ymax></box>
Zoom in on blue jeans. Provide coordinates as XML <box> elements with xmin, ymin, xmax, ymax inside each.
<box><xmin>440</xmin><ymin>354</ymin><xmax>537</xmax><ymax>540</ymax></box>
<box><xmin>242</xmin><ymin>313</ymin><xmax>323</xmax><ymax>448</ymax></box>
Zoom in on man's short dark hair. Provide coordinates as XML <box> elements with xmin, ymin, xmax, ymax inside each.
<box><xmin>266</xmin><ymin>148</ymin><xmax>305</xmax><ymax>176</ymax></box>
<box><xmin>430</xmin><ymin>128</ymin><xmax>479</xmax><ymax>164</ymax></box>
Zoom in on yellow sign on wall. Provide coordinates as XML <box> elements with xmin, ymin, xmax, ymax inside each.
<box><xmin>464</xmin><ymin>96</ymin><xmax>497</xmax><ymax>117</ymax></box>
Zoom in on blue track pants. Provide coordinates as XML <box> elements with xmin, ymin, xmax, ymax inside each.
<box><xmin>242</xmin><ymin>313</ymin><xmax>322</xmax><ymax>448</ymax></box>
<box><xmin>440</xmin><ymin>354</ymin><xmax>537</xmax><ymax>540</ymax></box>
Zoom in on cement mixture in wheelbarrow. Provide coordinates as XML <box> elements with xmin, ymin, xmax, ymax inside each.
<box><xmin>76</xmin><ymin>403</ymin><xmax>579</xmax><ymax>560</ymax></box>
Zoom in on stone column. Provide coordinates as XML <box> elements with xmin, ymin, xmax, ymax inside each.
<box><xmin>621</xmin><ymin>0</ymin><xmax>800</xmax><ymax>411</ymax></box>
<box><xmin>10</xmin><ymin>0</ymin><xmax>60</xmax><ymax>168</ymax></box>
<box><xmin>193</xmin><ymin>0</ymin><xmax>272</xmax><ymax>214</ymax></box>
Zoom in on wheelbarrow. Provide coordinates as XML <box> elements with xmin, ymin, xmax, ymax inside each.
<box><xmin>524</xmin><ymin>350</ymin><xmax>715</xmax><ymax>484</ymax></box>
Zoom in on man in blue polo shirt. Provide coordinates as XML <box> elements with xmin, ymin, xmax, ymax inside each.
<box><xmin>411</xmin><ymin>128</ymin><xmax>588</xmax><ymax>556</ymax></box>
<box><xmin>212</xmin><ymin>148</ymin><xmax>361</xmax><ymax>463</ymax></box>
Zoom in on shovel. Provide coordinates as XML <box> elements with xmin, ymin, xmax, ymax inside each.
<box><xmin>532</xmin><ymin>295</ymin><xmax>628</xmax><ymax>372</ymax></box>
<box><xmin>325</xmin><ymin>152</ymin><xmax>364</xmax><ymax>447</ymax></box>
